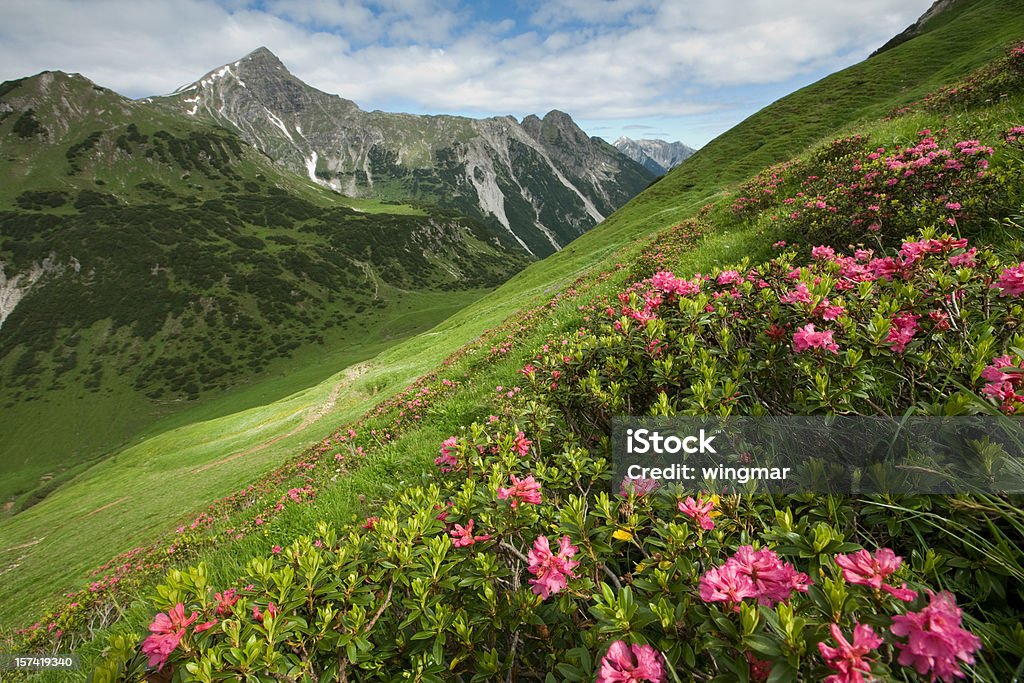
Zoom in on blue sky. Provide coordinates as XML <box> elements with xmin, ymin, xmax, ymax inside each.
<box><xmin>0</xmin><ymin>0</ymin><xmax>935</xmax><ymax>147</ymax></box>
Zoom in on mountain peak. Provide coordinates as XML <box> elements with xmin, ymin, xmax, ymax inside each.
<box><xmin>542</xmin><ymin>109</ymin><xmax>573</xmax><ymax>124</ymax></box>
<box><xmin>240</xmin><ymin>46</ymin><xmax>287</xmax><ymax>69</ymax></box>
<box><xmin>613</xmin><ymin>137</ymin><xmax>695</xmax><ymax>176</ymax></box>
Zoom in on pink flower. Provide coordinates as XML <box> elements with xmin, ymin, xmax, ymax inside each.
<box><xmin>793</xmin><ymin>323</ymin><xmax>839</xmax><ymax>354</ymax></box>
<box><xmin>450</xmin><ymin>519</ymin><xmax>491</xmax><ymax>547</ymax></box>
<box><xmin>948</xmin><ymin>248</ymin><xmax>977</xmax><ymax>268</ymax></box>
<box><xmin>141</xmin><ymin>629</ymin><xmax>183</xmax><ymax>671</ymax></box>
<box><xmin>890</xmin><ymin>591</ymin><xmax>981</xmax><ymax>682</ymax></box>
<box><xmin>513</xmin><ymin>431</ymin><xmax>533</xmax><ymax>456</ymax></box>
<box><xmin>780</xmin><ymin>282</ymin><xmax>813</xmax><ymax>304</ymax></box>
<box><xmin>700</xmin><ymin>547</ymin><xmax>810</xmax><ymax>609</ymax></box>
<box><xmin>193</xmin><ymin>619</ymin><xmax>218</xmax><ymax>634</ymax></box>
<box><xmin>886</xmin><ymin>313</ymin><xmax>921</xmax><ymax>353</ymax></box>
<box><xmin>141</xmin><ymin>603</ymin><xmax>197</xmax><ymax>671</ymax></box>
<box><xmin>271</xmin><ymin>545</ymin><xmax>282</xmax><ymax>555</ymax></box>
<box><xmin>699</xmin><ymin>562</ymin><xmax>758</xmax><ymax>607</ymax></box>
<box><xmin>995</xmin><ymin>264</ymin><xmax>1024</xmax><ymax>297</ymax></box>
<box><xmin>651</xmin><ymin>271</ymin><xmax>700</xmax><ymax>296</ymax></box>
<box><xmin>814</xmin><ymin>300</ymin><xmax>846</xmax><ymax>321</ymax></box>
<box><xmin>730</xmin><ymin>546</ymin><xmax>811</xmax><ymax>606</ymax></box>
<box><xmin>498</xmin><ymin>474</ymin><xmax>542</xmax><ymax>508</ymax></box>
<box><xmin>834</xmin><ymin>549</ymin><xmax>917</xmax><ymax>602</ymax></box>
<box><xmin>929</xmin><ymin>310</ymin><xmax>950</xmax><ymax>331</ymax></box>
<box><xmin>678</xmin><ymin>495</ymin><xmax>715</xmax><ymax>530</ymax></box>
<box><xmin>981</xmin><ymin>354</ymin><xmax>1020</xmax><ymax>384</ymax></box>
<box><xmin>435</xmin><ymin>436</ymin><xmax>459</xmax><ymax>471</ymax></box>
<box><xmin>834</xmin><ymin>548</ymin><xmax>900</xmax><ymax>588</ymax></box>
<box><xmin>818</xmin><ymin>622</ymin><xmax>884</xmax><ymax>683</ymax></box>
<box><xmin>253</xmin><ymin>602</ymin><xmax>279</xmax><ymax>622</ymax></box>
<box><xmin>596</xmin><ymin>641</ymin><xmax>668</xmax><ymax>683</ymax></box>
<box><xmin>618</xmin><ymin>477</ymin><xmax>660</xmax><ymax>497</ymax></box>
<box><xmin>527</xmin><ymin>535</ymin><xmax>579</xmax><ymax>599</ymax></box>
<box><xmin>868</xmin><ymin>257</ymin><xmax>899</xmax><ymax>280</ymax></box>
<box><xmin>362</xmin><ymin>516</ymin><xmax>379</xmax><ymax>530</ymax></box>
<box><xmin>714</xmin><ymin>270</ymin><xmax>741</xmax><ymax>286</ymax></box>
<box><xmin>812</xmin><ymin>245</ymin><xmax>836</xmax><ymax>261</ymax></box>
<box><xmin>214</xmin><ymin>589</ymin><xmax>238</xmax><ymax>615</ymax></box>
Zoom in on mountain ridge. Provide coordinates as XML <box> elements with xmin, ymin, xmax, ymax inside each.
<box><xmin>612</xmin><ymin>135</ymin><xmax>696</xmax><ymax>175</ymax></box>
<box><xmin>149</xmin><ymin>47</ymin><xmax>654</xmax><ymax>257</ymax></box>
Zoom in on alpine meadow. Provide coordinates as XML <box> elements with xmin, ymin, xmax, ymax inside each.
<box><xmin>2</xmin><ymin>0</ymin><xmax>1024</xmax><ymax>681</ymax></box>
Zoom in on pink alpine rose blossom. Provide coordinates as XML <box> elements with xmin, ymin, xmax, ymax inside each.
<box><xmin>717</xmin><ymin>270</ymin><xmax>742</xmax><ymax>285</ymax></box>
<box><xmin>513</xmin><ymin>432</ymin><xmax>533</xmax><ymax>456</ymax></box>
<box><xmin>981</xmin><ymin>354</ymin><xmax>1020</xmax><ymax>385</ymax></box>
<box><xmin>887</xmin><ymin>313</ymin><xmax>921</xmax><ymax>353</ymax></box>
<box><xmin>699</xmin><ymin>562</ymin><xmax>758</xmax><ymax>607</ymax></box>
<box><xmin>995</xmin><ymin>263</ymin><xmax>1024</xmax><ymax>296</ymax></box>
<box><xmin>730</xmin><ymin>545</ymin><xmax>811</xmax><ymax>606</ymax></box>
<box><xmin>141</xmin><ymin>603</ymin><xmax>198</xmax><ymax>671</ymax></box>
<box><xmin>780</xmin><ymin>282</ymin><xmax>813</xmax><ymax>304</ymax></box>
<box><xmin>678</xmin><ymin>495</ymin><xmax>716</xmax><ymax>530</ymax></box>
<box><xmin>818</xmin><ymin>622</ymin><xmax>884</xmax><ymax>683</ymax></box>
<box><xmin>651</xmin><ymin>271</ymin><xmax>700</xmax><ymax>296</ymax></box>
<box><xmin>890</xmin><ymin>591</ymin><xmax>981</xmax><ymax>682</ymax></box>
<box><xmin>596</xmin><ymin>641</ymin><xmax>668</xmax><ymax>683</ymax></box>
<box><xmin>948</xmin><ymin>248</ymin><xmax>978</xmax><ymax>268</ymax></box>
<box><xmin>497</xmin><ymin>474</ymin><xmax>542</xmax><ymax>508</ymax></box>
<box><xmin>214</xmin><ymin>589</ymin><xmax>239</xmax><ymax>616</ymax></box>
<box><xmin>812</xmin><ymin>245</ymin><xmax>836</xmax><ymax>261</ymax></box>
<box><xmin>618</xmin><ymin>476</ymin><xmax>660</xmax><ymax>497</ymax></box>
<box><xmin>814</xmin><ymin>300</ymin><xmax>846</xmax><ymax>320</ymax></box>
<box><xmin>700</xmin><ymin>546</ymin><xmax>810</xmax><ymax>609</ymax></box>
<box><xmin>527</xmin><ymin>535</ymin><xmax>579</xmax><ymax>599</ymax></box>
<box><xmin>435</xmin><ymin>436</ymin><xmax>459</xmax><ymax>471</ymax></box>
<box><xmin>834</xmin><ymin>549</ymin><xmax>918</xmax><ymax>602</ymax></box>
<box><xmin>793</xmin><ymin>323</ymin><xmax>839</xmax><ymax>354</ymax></box>
<box><xmin>450</xmin><ymin>519</ymin><xmax>491</xmax><ymax>548</ymax></box>
<box><xmin>193</xmin><ymin>619</ymin><xmax>218</xmax><ymax>634</ymax></box>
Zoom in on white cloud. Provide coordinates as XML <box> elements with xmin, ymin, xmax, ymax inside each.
<box><xmin>0</xmin><ymin>0</ymin><xmax>935</xmax><ymax>137</ymax></box>
<box><xmin>526</xmin><ymin>0</ymin><xmax>659</xmax><ymax>28</ymax></box>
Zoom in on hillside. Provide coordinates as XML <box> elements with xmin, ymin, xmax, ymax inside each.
<box><xmin>3</xmin><ymin>0</ymin><xmax>1024</xmax><ymax>680</ymax></box>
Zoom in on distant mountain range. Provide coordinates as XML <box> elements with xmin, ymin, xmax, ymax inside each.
<box><xmin>150</xmin><ymin>48</ymin><xmax>653</xmax><ymax>257</ymax></box>
<box><xmin>612</xmin><ymin>137</ymin><xmax>696</xmax><ymax>175</ymax></box>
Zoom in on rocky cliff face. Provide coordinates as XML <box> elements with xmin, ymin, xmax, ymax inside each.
<box><xmin>870</xmin><ymin>0</ymin><xmax>963</xmax><ymax>57</ymax></box>
<box><xmin>613</xmin><ymin>136</ymin><xmax>696</xmax><ymax>176</ymax></box>
<box><xmin>152</xmin><ymin>48</ymin><xmax>654</xmax><ymax>257</ymax></box>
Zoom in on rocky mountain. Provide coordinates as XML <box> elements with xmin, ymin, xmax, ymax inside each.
<box><xmin>150</xmin><ymin>48</ymin><xmax>654</xmax><ymax>257</ymax></box>
<box><xmin>870</xmin><ymin>0</ymin><xmax>963</xmax><ymax>56</ymax></box>
<box><xmin>612</xmin><ymin>136</ymin><xmax>696</xmax><ymax>176</ymax></box>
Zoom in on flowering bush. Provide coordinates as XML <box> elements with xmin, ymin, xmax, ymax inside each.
<box><xmin>62</xmin><ymin>47</ymin><xmax>1024</xmax><ymax>681</ymax></box>
<box><xmin>767</xmin><ymin>129</ymin><xmax>1001</xmax><ymax>247</ymax></box>
<box><xmin>890</xmin><ymin>39</ymin><xmax>1024</xmax><ymax>115</ymax></box>
<box><xmin>93</xmin><ymin>230</ymin><xmax>1024</xmax><ymax>682</ymax></box>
